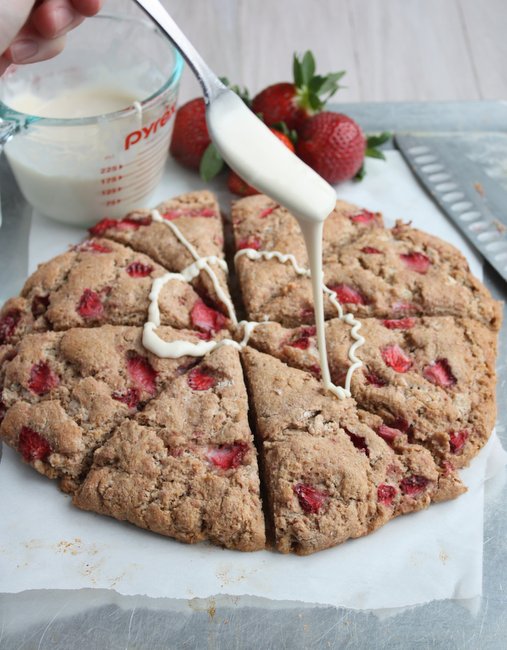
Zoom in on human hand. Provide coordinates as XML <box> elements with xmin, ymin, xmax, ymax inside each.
<box><xmin>0</xmin><ymin>0</ymin><xmax>103</xmax><ymax>76</ymax></box>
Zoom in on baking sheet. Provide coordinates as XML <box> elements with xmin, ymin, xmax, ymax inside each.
<box><xmin>1</xmin><ymin>151</ymin><xmax>505</xmax><ymax>611</ymax></box>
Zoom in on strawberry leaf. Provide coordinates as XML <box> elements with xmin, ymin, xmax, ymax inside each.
<box><xmin>292</xmin><ymin>51</ymin><xmax>346</xmax><ymax>113</ymax></box>
<box><xmin>301</xmin><ymin>51</ymin><xmax>316</xmax><ymax>85</ymax></box>
<box><xmin>366</xmin><ymin>132</ymin><xmax>391</xmax><ymax>148</ymax></box>
<box><xmin>365</xmin><ymin>148</ymin><xmax>386</xmax><ymax>160</ymax></box>
<box><xmin>354</xmin><ymin>164</ymin><xmax>366</xmax><ymax>181</ymax></box>
<box><xmin>293</xmin><ymin>54</ymin><xmax>304</xmax><ymax>87</ymax></box>
<box><xmin>318</xmin><ymin>71</ymin><xmax>346</xmax><ymax>97</ymax></box>
<box><xmin>200</xmin><ymin>143</ymin><xmax>224</xmax><ymax>181</ymax></box>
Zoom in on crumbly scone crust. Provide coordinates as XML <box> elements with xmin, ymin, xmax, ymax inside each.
<box><xmin>0</xmin><ymin>191</ymin><xmax>500</xmax><ymax>554</ymax></box>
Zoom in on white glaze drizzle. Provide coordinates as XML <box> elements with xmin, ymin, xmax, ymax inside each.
<box><xmin>142</xmin><ymin>227</ymin><xmax>365</xmax><ymax>398</ymax></box>
<box><xmin>151</xmin><ymin>209</ymin><xmax>238</xmax><ymax>325</ymax></box>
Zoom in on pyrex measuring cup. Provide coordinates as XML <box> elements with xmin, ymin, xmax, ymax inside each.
<box><xmin>0</xmin><ymin>14</ymin><xmax>183</xmax><ymax>226</ymax></box>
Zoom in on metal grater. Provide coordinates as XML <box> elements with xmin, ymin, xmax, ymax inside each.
<box><xmin>395</xmin><ymin>133</ymin><xmax>507</xmax><ymax>283</ymax></box>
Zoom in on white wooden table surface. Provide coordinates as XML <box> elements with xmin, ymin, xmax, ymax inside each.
<box><xmin>108</xmin><ymin>0</ymin><xmax>506</xmax><ymax>105</ymax></box>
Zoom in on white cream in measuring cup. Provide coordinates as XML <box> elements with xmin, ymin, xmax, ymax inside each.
<box><xmin>207</xmin><ymin>91</ymin><xmax>352</xmax><ymax>398</ymax></box>
<box><xmin>0</xmin><ymin>13</ymin><xmax>183</xmax><ymax>226</ymax></box>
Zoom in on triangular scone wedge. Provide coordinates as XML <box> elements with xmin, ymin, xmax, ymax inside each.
<box><xmin>0</xmin><ymin>237</ymin><xmax>230</xmax><ymax>342</ymax></box>
<box><xmin>73</xmin><ymin>346</ymin><xmax>265</xmax><ymax>552</ymax></box>
<box><xmin>241</xmin><ymin>347</ymin><xmax>454</xmax><ymax>555</ymax></box>
<box><xmin>247</xmin><ymin>316</ymin><xmax>497</xmax><ymax>471</ymax></box>
<box><xmin>0</xmin><ymin>326</ymin><xmax>228</xmax><ymax>489</ymax></box>
<box><xmin>88</xmin><ymin>190</ymin><xmax>233</xmax><ymax>317</ymax></box>
<box><xmin>232</xmin><ymin>195</ymin><xmax>383</xmax><ymax>326</ymax></box>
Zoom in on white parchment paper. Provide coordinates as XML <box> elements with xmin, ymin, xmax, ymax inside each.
<box><xmin>1</xmin><ymin>151</ymin><xmax>504</xmax><ymax>610</ymax></box>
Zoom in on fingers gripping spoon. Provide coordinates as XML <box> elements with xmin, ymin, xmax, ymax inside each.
<box><xmin>132</xmin><ymin>0</ymin><xmax>341</xmax><ymax>395</ymax></box>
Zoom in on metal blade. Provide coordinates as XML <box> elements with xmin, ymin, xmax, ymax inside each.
<box><xmin>395</xmin><ymin>132</ymin><xmax>507</xmax><ymax>283</ymax></box>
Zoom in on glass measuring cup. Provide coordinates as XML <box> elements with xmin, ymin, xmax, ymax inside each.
<box><xmin>0</xmin><ymin>14</ymin><xmax>183</xmax><ymax>227</ymax></box>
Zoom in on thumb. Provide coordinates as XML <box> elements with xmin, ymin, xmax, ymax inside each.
<box><xmin>0</xmin><ymin>1</ymin><xmax>37</xmax><ymax>55</ymax></box>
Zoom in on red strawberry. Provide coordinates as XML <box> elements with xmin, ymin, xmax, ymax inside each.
<box><xmin>376</xmin><ymin>424</ymin><xmax>403</xmax><ymax>443</ymax></box>
<box><xmin>288</xmin><ymin>325</ymin><xmax>316</xmax><ymax>350</ymax></box>
<box><xmin>361</xmin><ymin>246</ymin><xmax>382</xmax><ymax>254</ymax></box>
<box><xmin>0</xmin><ymin>309</ymin><xmax>21</xmax><ymax>344</ymax></box>
<box><xmin>169</xmin><ymin>98</ymin><xmax>210</xmax><ymax>170</ymax></box>
<box><xmin>227</xmin><ymin>130</ymin><xmax>295</xmax><ymax>196</ymax></box>
<box><xmin>351</xmin><ymin>210</ymin><xmax>376</xmax><ymax>224</ymax></box>
<box><xmin>293</xmin><ymin>483</ymin><xmax>328</xmax><ymax>514</ymax></box>
<box><xmin>18</xmin><ymin>426</ymin><xmax>51</xmax><ymax>462</ymax></box>
<box><xmin>127</xmin><ymin>354</ymin><xmax>157</xmax><ymax>395</ymax></box>
<box><xmin>112</xmin><ymin>388</ymin><xmax>140</xmax><ymax>409</ymax></box>
<box><xmin>309</xmin><ymin>364</ymin><xmax>322</xmax><ymax>378</ymax></box>
<box><xmin>381</xmin><ymin>344</ymin><xmax>412</xmax><ymax>373</ymax></box>
<box><xmin>28</xmin><ymin>361</ymin><xmax>59</xmax><ymax>395</ymax></box>
<box><xmin>73</xmin><ymin>240</ymin><xmax>112</xmax><ymax>253</ymax></box>
<box><xmin>423</xmin><ymin>358</ymin><xmax>456</xmax><ymax>388</ymax></box>
<box><xmin>345</xmin><ymin>429</ymin><xmax>369</xmax><ymax>456</ymax></box>
<box><xmin>77</xmin><ymin>289</ymin><xmax>104</xmax><ymax>320</ymax></box>
<box><xmin>0</xmin><ymin>400</ymin><xmax>6</xmax><ymax>423</ymax></box>
<box><xmin>31</xmin><ymin>294</ymin><xmax>50</xmax><ymax>318</ymax></box>
<box><xmin>190</xmin><ymin>299</ymin><xmax>227</xmax><ymax>334</ymax></box>
<box><xmin>449</xmin><ymin>430</ymin><xmax>468</xmax><ymax>454</ymax></box>
<box><xmin>297</xmin><ymin>112</ymin><xmax>366</xmax><ymax>183</ymax></box>
<box><xmin>206</xmin><ymin>442</ymin><xmax>248</xmax><ymax>470</ymax></box>
<box><xmin>89</xmin><ymin>215</ymin><xmax>151</xmax><ymax>237</ymax></box>
<box><xmin>251</xmin><ymin>51</ymin><xmax>344</xmax><ymax>130</ymax></box>
<box><xmin>400</xmin><ymin>475</ymin><xmax>430</xmax><ymax>496</ymax></box>
<box><xmin>364</xmin><ymin>369</ymin><xmax>387</xmax><ymax>387</ymax></box>
<box><xmin>400</xmin><ymin>252</ymin><xmax>431</xmax><ymax>274</ymax></box>
<box><xmin>126</xmin><ymin>261</ymin><xmax>153</xmax><ymax>278</ymax></box>
<box><xmin>377</xmin><ymin>484</ymin><xmax>397</xmax><ymax>506</ymax></box>
<box><xmin>187</xmin><ymin>367</ymin><xmax>216</xmax><ymax>391</ymax></box>
<box><xmin>329</xmin><ymin>283</ymin><xmax>367</xmax><ymax>305</ymax></box>
<box><xmin>237</xmin><ymin>236</ymin><xmax>262</xmax><ymax>251</ymax></box>
<box><xmin>259</xmin><ymin>204</ymin><xmax>278</xmax><ymax>219</ymax></box>
<box><xmin>382</xmin><ymin>318</ymin><xmax>416</xmax><ymax>330</ymax></box>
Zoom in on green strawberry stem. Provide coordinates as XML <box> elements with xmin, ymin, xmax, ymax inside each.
<box><xmin>200</xmin><ymin>143</ymin><xmax>224</xmax><ymax>181</ymax></box>
<box><xmin>355</xmin><ymin>132</ymin><xmax>392</xmax><ymax>181</ymax></box>
<box><xmin>293</xmin><ymin>51</ymin><xmax>345</xmax><ymax>112</ymax></box>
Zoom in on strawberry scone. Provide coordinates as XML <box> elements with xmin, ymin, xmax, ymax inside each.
<box><xmin>0</xmin><ymin>237</ymin><xmax>230</xmax><ymax>341</ymax></box>
<box><xmin>73</xmin><ymin>346</ymin><xmax>265</xmax><ymax>551</ymax></box>
<box><xmin>241</xmin><ymin>348</ymin><xmax>456</xmax><ymax>554</ymax></box>
<box><xmin>246</xmin><ymin>316</ymin><xmax>497</xmax><ymax>471</ymax></box>
<box><xmin>232</xmin><ymin>196</ymin><xmax>500</xmax><ymax>330</ymax></box>
<box><xmin>89</xmin><ymin>190</ymin><xmax>234</xmax><ymax>319</ymax></box>
<box><xmin>232</xmin><ymin>195</ymin><xmax>383</xmax><ymax>326</ymax></box>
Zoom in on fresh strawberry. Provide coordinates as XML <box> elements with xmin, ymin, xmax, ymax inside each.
<box><xmin>28</xmin><ymin>361</ymin><xmax>59</xmax><ymax>395</ymax></box>
<box><xmin>381</xmin><ymin>344</ymin><xmax>412</xmax><ymax>373</ymax></box>
<box><xmin>376</xmin><ymin>424</ymin><xmax>403</xmax><ymax>443</ymax></box>
<box><xmin>73</xmin><ymin>240</ymin><xmax>112</xmax><ymax>254</ymax></box>
<box><xmin>251</xmin><ymin>51</ymin><xmax>345</xmax><ymax>130</ymax></box>
<box><xmin>382</xmin><ymin>318</ymin><xmax>416</xmax><ymax>330</ymax></box>
<box><xmin>169</xmin><ymin>98</ymin><xmax>210</xmax><ymax>170</ymax></box>
<box><xmin>187</xmin><ymin>366</ymin><xmax>216</xmax><ymax>391</ymax></box>
<box><xmin>89</xmin><ymin>215</ymin><xmax>151</xmax><ymax>237</ymax></box>
<box><xmin>190</xmin><ymin>299</ymin><xmax>227</xmax><ymax>334</ymax></box>
<box><xmin>287</xmin><ymin>325</ymin><xmax>316</xmax><ymax>350</ymax></box>
<box><xmin>237</xmin><ymin>236</ymin><xmax>262</xmax><ymax>251</ymax></box>
<box><xmin>77</xmin><ymin>289</ymin><xmax>104</xmax><ymax>320</ymax></box>
<box><xmin>206</xmin><ymin>442</ymin><xmax>248</xmax><ymax>470</ymax></box>
<box><xmin>126</xmin><ymin>261</ymin><xmax>153</xmax><ymax>278</ymax></box>
<box><xmin>423</xmin><ymin>358</ymin><xmax>456</xmax><ymax>388</ymax></box>
<box><xmin>350</xmin><ymin>210</ymin><xmax>377</xmax><ymax>224</ymax></box>
<box><xmin>227</xmin><ymin>129</ymin><xmax>295</xmax><ymax>196</ymax></box>
<box><xmin>258</xmin><ymin>204</ymin><xmax>278</xmax><ymax>219</ymax></box>
<box><xmin>0</xmin><ymin>309</ymin><xmax>21</xmax><ymax>344</ymax></box>
<box><xmin>112</xmin><ymin>388</ymin><xmax>140</xmax><ymax>409</ymax></box>
<box><xmin>127</xmin><ymin>354</ymin><xmax>157</xmax><ymax>395</ymax></box>
<box><xmin>400</xmin><ymin>475</ymin><xmax>429</xmax><ymax>496</ymax></box>
<box><xmin>361</xmin><ymin>246</ymin><xmax>382</xmax><ymax>254</ymax></box>
<box><xmin>400</xmin><ymin>252</ymin><xmax>431</xmax><ymax>274</ymax></box>
<box><xmin>293</xmin><ymin>483</ymin><xmax>328</xmax><ymax>514</ymax></box>
<box><xmin>328</xmin><ymin>283</ymin><xmax>367</xmax><ymax>305</ymax></box>
<box><xmin>31</xmin><ymin>295</ymin><xmax>50</xmax><ymax>318</ymax></box>
<box><xmin>297</xmin><ymin>112</ymin><xmax>365</xmax><ymax>183</ymax></box>
<box><xmin>377</xmin><ymin>484</ymin><xmax>397</xmax><ymax>506</ymax></box>
<box><xmin>449</xmin><ymin>430</ymin><xmax>468</xmax><ymax>454</ymax></box>
<box><xmin>18</xmin><ymin>426</ymin><xmax>51</xmax><ymax>462</ymax></box>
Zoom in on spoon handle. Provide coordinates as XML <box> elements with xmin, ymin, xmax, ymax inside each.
<box><xmin>132</xmin><ymin>0</ymin><xmax>226</xmax><ymax>104</ymax></box>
